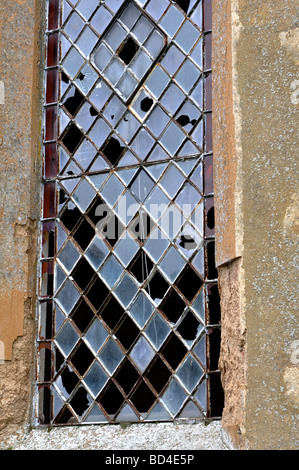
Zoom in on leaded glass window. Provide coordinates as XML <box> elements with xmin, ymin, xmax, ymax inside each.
<box><xmin>37</xmin><ymin>0</ymin><xmax>223</xmax><ymax>425</ymax></box>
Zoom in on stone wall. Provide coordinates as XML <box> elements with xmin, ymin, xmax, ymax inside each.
<box><xmin>0</xmin><ymin>0</ymin><xmax>44</xmax><ymax>447</ymax></box>
<box><xmin>213</xmin><ymin>0</ymin><xmax>299</xmax><ymax>450</ymax></box>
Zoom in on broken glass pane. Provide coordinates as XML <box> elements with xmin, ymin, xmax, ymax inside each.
<box><xmin>129</xmin><ymin>291</ymin><xmax>155</xmax><ymax>328</ymax></box>
<box><xmin>39</xmin><ymin>0</ymin><xmax>217</xmax><ymax>425</ymax></box>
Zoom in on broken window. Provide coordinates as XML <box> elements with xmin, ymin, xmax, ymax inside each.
<box><xmin>38</xmin><ymin>0</ymin><xmax>223</xmax><ymax>426</ymax></box>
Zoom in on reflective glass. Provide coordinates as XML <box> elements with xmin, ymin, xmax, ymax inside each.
<box><xmin>130</xmin><ymin>50</ymin><xmax>153</xmax><ymax>80</ymax></box>
<box><xmin>90</xmin><ymin>6</ymin><xmax>113</xmax><ymax>35</ymax></box>
<box><xmin>99</xmin><ymin>338</ymin><xmax>124</xmax><ymax>375</ymax></box>
<box><xmin>105</xmin><ymin>23</ymin><xmax>127</xmax><ymax>52</ymax></box>
<box><xmin>159</xmin><ymin>5</ymin><xmax>185</xmax><ymax>38</ymax></box>
<box><xmin>83</xmin><ymin>361</ymin><xmax>109</xmax><ymax>398</ymax></box>
<box><xmin>75</xmin><ymin>63</ymin><xmax>98</xmax><ymax>95</ymax></box>
<box><xmin>113</xmin><ymin>272</ymin><xmax>138</xmax><ymax>308</ymax></box>
<box><xmin>146</xmin><ymin>0</ymin><xmax>169</xmax><ymax>21</ymax></box>
<box><xmin>93</xmin><ymin>43</ymin><xmax>113</xmax><ymax>72</ymax></box>
<box><xmin>57</xmin><ymin>240</ymin><xmax>80</xmax><ymax>273</ymax></box>
<box><xmin>144</xmin><ymin>30</ymin><xmax>165</xmax><ymax>58</ymax></box>
<box><xmin>143</xmin><ymin>227</ymin><xmax>169</xmax><ymax>263</ymax></box>
<box><xmin>85</xmin><ymin>318</ymin><xmax>109</xmax><ymax>354</ymax></box>
<box><xmin>62</xmin><ymin>46</ymin><xmax>85</xmax><ymax>79</ymax></box>
<box><xmin>56</xmin><ymin>280</ymin><xmax>80</xmax><ymax>315</ymax></box>
<box><xmin>176</xmin><ymin>60</ymin><xmax>201</xmax><ymax>93</ymax></box>
<box><xmin>99</xmin><ymin>255</ymin><xmax>124</xmax><ymax>288</ymax></box>
<box><xmin>129</xmin><ymin>336</ymin><xmax>155</xmax><ymax>373</ymax></box>
<box><xmin>174</xmin><ymin>20</ymin><xmax>201</xmax><ymax>54</ymax></box>
<box><xmin>158</xmin><ymin>245</ymin><xmax>186</xmax><ymax>283</ymax></box>
<box><xmin>119</xmin><ymin>3</ymin><xmax>140</xmax><ymax>29</ymax></box>
<box><xmin>160</xmin><ymin>122</ymin><xmax>185</xmax><ymax>156</ymax></box>
<box><xmin>129</xmin><ymin>291</ymin><xmax>155</xmax><ymax>328</ymax></box>
<box><xmin>114</xmin><ymin>233</ymin><xmax>139</xmax><ymax>267</ymax></box>
<box><xmin>161</xmin><ymin>45</ymin><xmax>185</xmax><ymax>77</ymax></box>
<box><xmin>72</xmin><ymin>178</ymin><xmax>96</xmax><ymax>212</ymax></box>
<box><xmin>63</xmin><ymin>11</ymin><xmax>85</xmax><ymax>42</ymax></box>
<box><xmin>144</xmin><ymin>313</ymin><xmax>171</xmax><ymax>350</ymax></box>
<box><xmin>85</xmin><ymin>237</ymin><xmax>109</xmax><ymax>270</ymax></box>
<box><xmin>132</xmin><ymin>16</ymin><xmax>153</xmax><ymax>44</ymax></box>
<box><xmin>145</xmin><ymin>106</ymin><xmax>170</xmax><ymax>138</ymax></box>
<box><xmin>159</xmin><ymin>163</ymin><xmax>185</xmax><ymax>199</ymax></box>
<box><xmin>76</xmin><ymin>0</ymin><xmax>99</xmax><ymax>21</ymax></box>
<box><xmin>145</xmin><ymin>66</ymin><xmax>170</xmax><ymax>99</ymax></box>
<box><xmin>55</xmin><ymin>320</ymin><xmax>79</xmax><ymax>357</ymax></box>
<box><xmin>76</xmin><ymin>26</ymin><xmax>98</xmax><ymax>58</ymax></box>
<box><xmin>73</xmin><ymin>139</ymin><xmax>96</xmax><ymax>170</ymax></box>
<box><xmin>161</xmin><ymin>378</ymin><xmax>188</xmax><ymax>416</ymax></box>
<box><xmin>176</xmin><ymin>355</ymin><xmax>204</xmax><ymax>392</ymax></box>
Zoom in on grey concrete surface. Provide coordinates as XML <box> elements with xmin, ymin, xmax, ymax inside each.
<box><xmin>6</xmin><ymin>421</ymin><xmax>229</xmax><ymax>450</ymax></box>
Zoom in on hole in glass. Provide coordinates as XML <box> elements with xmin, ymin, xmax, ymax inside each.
<box><xmin>115</xmin><ymin>359</ymin><xmax>140</xmax><ymax>396</ymax></box>
<box><xmin>207</xmin><ymin>284</ymin><xmax>221</xmax><ymax>324</ymax></box>
<box><xmin>114</xmin><ymin>315</ymin><xmax>140</xmax><ymax>351</ymax></box>
<box><xmin>63</xmin><ymin>87</ymin><xmax>84</xmax><ymax>116</ymax></box>
<box><xmin>60</xmin><ymin>204</ymin><xmax>82</xmax><ymax>232</ymax></box>
<box><xmin>100</xmin><ymin>296</ymin><xmax>125</xmax><ymax>330</ymax></box>
<box><xmin>209</xmin><ymin>373</ymin><xmax>224</xmax><ymax>417</ymax></box>
<box><xmin>59</xmin><ymin>366</ymin><xmax>79</xmax><ymax>395</ymax></box>
<box><xmin>176</xmin><ymin>115</ymin><xmax>197</xmax><ymax>127</ymax></box>
<box><xmin>98</xmin><ymin>381</ymin><xmax>124</xmax><ymax>415</ymax></box>
<box><xmin>86</xmin><ymin>277</ymin><xmax>109</xmax><ymax>311</ymax></box>
<box><xmin>177</xmin><ymin>311</ymin><xmax>200</xmax><ymax>341</ymax></box>
<box><xmin>145</xmin><ymin>356</ymin><xmax>171</xmax><ymax>394</ymax></box>
<box><xmin>102</xmin><ymin>216</ymin><xmax>125</xmax><ymax>247</ymax></box>
<box><xmin>71</xmin><ymin>299</ymin><xmax>94</xmax><ymax>333</ymax></box>
<box><xmin>208</xmin><ymin>327</ymin><xmax>221</xmax><ymax>370</ymax></box>
<box><xmin>61</xmin><ymin>123</ymin><xmax>84</xmax><ymax>154</ymax></box>
<box><xmin>179</xmin><ymin>235</ymin><xmax>197</xmax><ymax>250</ymax></box>
<box><xmin>118</xmin><ymin>37</ymin><xmax>140</xmax><ymax>65</ymax></box>
<box><xmin>130</xmin><ymin>380</ymin><xmax>156</xmax><ymax>413</ymax></box>
<box><xmin>174</xmin><ymin>0</ymin><xmax>191</xmax><ymax>14</ymax></box>
<box><xmin>140</xmin><ymin>97</ymin><xmax>154</xmax><ymax>112</ymax></box>
<box><xmin>73</xmin><ymin>219</ymin><xmax>95</xmax><ymax>251</ymax></box>
<box><xmin>70</xmin><ymin>341</ymin><xmax>94</xmax><ymax>376</ymax></box>
<box><xmin>146</xmin><ymin>271</ymin><xmax>169</xmax><ymax>303</ymax></box>
<box><xmin>130</xmin><ymin>211</ymin><xmax>154</xmax><ymax>242</ymax></box>
<box><xmin>55</xmin><ymin>406</ymin><xmax>75</xmax><ymax>424</ymax></box>
<box><xmin>207</xmin><ymin>240</ymin><xmax>217</xmax><ymax>279</ymax></box>
<box><xmin>129</xmin><ymin>250</ymin><xmax>154</xmax><ymax>284</ymax></box>
<box><xmin>101</xmin><ymin>137</ymin><xmax>125</xmax><ymax>166</ymax></box>
<box><xmin>70</xmin><ymin>386</ymin><xmax>90</xmax><ymax>417</ymax></box>
<box><xmin>160</xmin><ymin>333</ymin><xmax>187</xmax><ymax>370</ymax></box>
<box><xmin>176</xmin><ymin>265</ymin><xmax>203</xmax><ymax>301</ymax></box>
<box><xmin>90</xmin><ymin>106</ymin><xmax>98</xmax><ymax>117</ymax></box>
<box><xmin>207</xmin><ymin>206</ymin><xmax>215</xmax><ymax>230</ymax></box>
<box><xmin>87</xmin><ymin>195</ymin><xmax>107</xmax><ymax>227</ymax></box>
<box><xmin>72</xmin><ymin>258</ymin><xmax>95</xmax><ymax>291</ymax></box>
<box><xmin>160</xmin><ymin>288</ymin><xmax>186</xmax><ymax>324</ymax></box>
<box><xmin>59</xmin><ymin>188</ymin><xmax>68</xmax><ymax>205</ymax></box>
